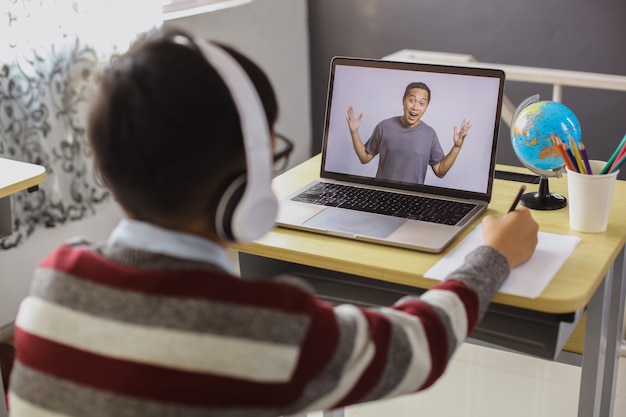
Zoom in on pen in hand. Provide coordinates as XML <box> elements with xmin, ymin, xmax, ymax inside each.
<box><xmin>508</xmin><ymin>185</ymin><xmax>526</xmax><ymax>213</ymax></box>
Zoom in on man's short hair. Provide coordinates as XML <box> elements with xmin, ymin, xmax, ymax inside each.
<box><xmin>403</xmin><ymin>82</ymin><xmax>431</xmax><ymax>103</ymax></box>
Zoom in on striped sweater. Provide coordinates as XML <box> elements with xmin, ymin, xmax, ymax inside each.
<box><xmin>9</xmin><ymin>241</ymin><xmax>509</xmax><ymax>417</ymax></box>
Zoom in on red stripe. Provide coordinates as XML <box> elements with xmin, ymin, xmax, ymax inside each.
<box><xmin>15</xmin><ymin>327</ymin><xmax>302</xmax><ymax>407</ymax></box>
<box><xmin>39</xmin><ymin>244</ymin><xmax>314</xmax><ymax>313</ymax></box>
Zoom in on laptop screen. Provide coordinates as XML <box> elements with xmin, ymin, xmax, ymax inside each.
<box><xmin>320</xmin><ymin>57</ymin><xmax>505</xmax><ymax>202</ymax></box>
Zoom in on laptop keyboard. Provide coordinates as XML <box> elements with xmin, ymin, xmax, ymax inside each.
<box><xmin>291</xmin><ymin>182</ymin><xmax>476</xmax><ymax>225</ymax></box>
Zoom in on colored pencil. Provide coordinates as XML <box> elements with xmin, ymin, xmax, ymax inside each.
<box><xmin>564</xmin><ymin>145</ymin><xmax>579</xmax><ymax>172</ymax></box>
<box><xmin>578</xmin><ymin>141</ymin><xmax>593</xmax><ymax>174</ymax></box>
<box><xmin>551</xmin><ymin>133</ymin><xmax>576</xmax><ymax>171</ymax></box>
<box><xmin>610</xmin><ymin>152</ymin><xmax>626</xmax><ymax>174</ymax></box>
<box><xmin>611</xmin><ymin>155</ymin><xmax>626</xmax><ymax>174</ymax></box>
<box><xmin>609</xmin><ymin>145</ymin><xmax>626</xmax><ymax>173</ymax></box>
<box><xmin>569</xmin><ymin>135</ymin><xmax>587</xmax><ymax>174</ymax></box>
<box><xmin>553</xmin><ymin>134</ymin><xmax>579</xmax><ymax>173</ymax></box>
<box><xmin>600</xmin><ymin>133</ymin><xmax>626</xmax><ymax>174</ymax></box>
<box><xmin>558</xmin><ymin>138</ymin><xmax>580</xmax><ymax>172</ymax></box>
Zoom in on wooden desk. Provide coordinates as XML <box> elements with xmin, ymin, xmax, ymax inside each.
<box><xmin>0</xmin><ymin>157</ymin><xmax>47</xmax><ymax>239</ymax></box>
<box><xmin>233</xmin><ymin>155</ymin><xmax>626</xmax><ymax>417</ymax></box>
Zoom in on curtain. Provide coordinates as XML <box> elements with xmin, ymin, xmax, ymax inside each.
<box><xmin>0</xmin><ymin>0</ymin><xmax>159</xmax><ymax>249</ymax></box>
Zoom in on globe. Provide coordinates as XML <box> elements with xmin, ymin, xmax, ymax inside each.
<box><xmin>509</xmin><ymin>96</ymin><xmax>582</xmax><ymax>210</ymax></box>
<box><xmin>511</xmin><ymin>100</ymin><xmax>582</xmax><ymax>172</ymax></box>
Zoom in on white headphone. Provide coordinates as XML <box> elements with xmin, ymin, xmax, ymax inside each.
<box><xmin>194</xmin><ymin>38</ymin><xmax>278</xmax><ymax>242</ymax></box>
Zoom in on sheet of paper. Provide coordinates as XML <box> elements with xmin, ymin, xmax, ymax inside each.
<box><xmin>424</xmin><ymin>225</ymin><xmax>581</xmax><ymax>298</ymax></box>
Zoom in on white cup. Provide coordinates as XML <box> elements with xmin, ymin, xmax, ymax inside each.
<box><xmin>566</xmin><ymin>160</ymin><xmax>619</xmax><ymax>233</ymax></box>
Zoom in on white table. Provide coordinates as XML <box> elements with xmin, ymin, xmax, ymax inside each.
<box><xmin>0</xmin><ymin>158</ymin><xmax>46</xmax><ymax>239</ymax></box>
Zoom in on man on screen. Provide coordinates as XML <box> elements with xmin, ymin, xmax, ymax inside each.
<box><xmin>347</xmin><ymin>81</ymin><xmax>471</xmax><ymax>184</ymax></box>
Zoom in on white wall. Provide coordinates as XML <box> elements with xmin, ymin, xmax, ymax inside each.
<box><xmin>164</xmin><ymin>0</ymin><xmax>312</xmax><ymax>168</ymax></box>
<box><xmin>0</xmin><ymin>0</ymin><xmax>311</xmax><ymax>340</ymax></box>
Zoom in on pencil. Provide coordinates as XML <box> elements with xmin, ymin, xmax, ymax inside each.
<box><xmin>609</xmin><ymin>145</ymin><xmax>626</xmax><ymax>173</ymax></box>
<box><xmin>551</xmin><ymin>134</ymin><xmax>576</xmax><ymax>171</ymax></box>
<box><xmin>508</xmin><ymin>185</ymin><xmax>526</xmax><ymax>212</ymax></box>
<box><xmin>578</xmin><ymin>141</ymin><xmax>593</xmax><ymax>175</ymax></box>
<box><xmin>569</xmin><ymin>135</ymin><xmax>586</xmax><ymax>174</ymax></box>
<box><xmin>609</xmin><ymin>152</ymin><xmax>626</xmax><ymax>174</ymax></box>
<box><xmin>564</xmin><ymin>144</ymin><xmax>579</xmax><ymax>173</ymax></box>
<box><xmin>600</xmin><ymin>133</ymin><xmax>626</xmax><ymax>174</ymax></box>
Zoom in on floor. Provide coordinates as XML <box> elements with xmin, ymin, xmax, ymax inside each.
<box><xmin>308</xmin><ymin>342</ymin><xmax>626</xmax><ymax>417</ymax></box>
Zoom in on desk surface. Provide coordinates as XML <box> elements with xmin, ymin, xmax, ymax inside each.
<box><xmin>0</xmin><ymin>157</ymin><xmax>46</xmax><ymax>199</ymax></box>
<box><xmin>232</xmin><ymin>154</ymin><xmax>626</xmax><ymax>314</ymax></box>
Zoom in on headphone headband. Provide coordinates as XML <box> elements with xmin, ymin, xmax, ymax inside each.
<box><xmin>194</xmin><ymin>38</ymin><xmax>278</xmax><ymax>242</ymax></box>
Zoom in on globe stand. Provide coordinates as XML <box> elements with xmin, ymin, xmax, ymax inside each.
<box><xmin>510</xmin><ymin>93</ymin><xmax>572</xmax><ymax>211</ymax></box>
<box><xmin>519</xmin><ymin>176</ymin><xmax>567</xmax><ymax>210</ymax></box>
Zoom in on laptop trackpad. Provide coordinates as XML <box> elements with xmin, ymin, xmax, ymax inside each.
<box><xmin>304</xmin><ymin>208</ymin><xmax>406</xmax><ymax>239</ymax></box>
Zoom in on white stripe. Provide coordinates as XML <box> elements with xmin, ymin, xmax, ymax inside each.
<box><xmin>377</xmin><ymin>307</ymin><xmax>432</xmax><ymax>397</ymax></box>
<box><xmin>8</xmin><ymin>392</ymin><xmax>70</xmax><ymax>417</ymax></box>
<box><xmin>16</xmin><ymin>297</ymin><xmax>299</xmax><ymax>382</ymax></box>
<box><xmin>420</xmin><ymin>289</ymin><xmax>468</xmax><ymax>351</ymax></box>
<box><xmin>305</xmin><ymin>305</ymin><xmax>375</xmax><ymax>410</ymax></box>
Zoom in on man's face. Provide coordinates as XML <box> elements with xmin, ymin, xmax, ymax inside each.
<box><xmin>401</xmin><ymin>88</ymin><xmax>429</xmax><ymax>128</ymax></box>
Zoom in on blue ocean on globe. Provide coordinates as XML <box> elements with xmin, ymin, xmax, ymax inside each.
<box><xmin>511</xmin><ymin>101</ymin><xmax>581</xmax><ymax>171</ymax></box>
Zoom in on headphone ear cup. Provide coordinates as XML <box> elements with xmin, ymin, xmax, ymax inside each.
<box><xmin>214</xmin><ymin>174</ymin><xmax>247</xmax><ymax>242</ymax></box>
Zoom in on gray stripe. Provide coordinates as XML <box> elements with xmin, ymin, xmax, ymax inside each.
<box><xmin>11</xmin><ymin>362</ymin><xmax>286</xmax><ymax>417</ymax></box>
<box><xmin>31</xmin><ymin>267</ymin><xmax>310</xmax><ymax>345</ymax></box>
<box><xmin>445</xmin><ymin>245</ymin><xmax>510</xmax><ymax>320</ymax></box>
<box><xmin>360</xmin><ymin>314</ymin><xmax>412</xmax><ymax>402</ymax></box>
<box><xmin>281</xmin><ymin>309</ymin><xmax>358</xmax><ymax>414</ymax></box>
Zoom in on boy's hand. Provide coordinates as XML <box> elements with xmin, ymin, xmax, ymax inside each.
<box><xmin>482</xmin><ymin>207</ymin><xmax>538</xmax><ymax>268</ymax></box>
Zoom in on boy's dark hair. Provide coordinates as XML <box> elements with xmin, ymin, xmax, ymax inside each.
<box><xmin>88</xmin><ymin>28</ymin><xmax>278</xmax><ymax>227</ymax></box>
<box><xmin>403</xmin><ymin>82</ymin><xmax>431</xmax><ymax>103</ymax></box>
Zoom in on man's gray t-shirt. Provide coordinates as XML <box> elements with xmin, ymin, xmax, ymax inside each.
<box><xmin>364</xmin><ymin>117</ymin><xmax>445</xmax><ymax>184</ymax></box>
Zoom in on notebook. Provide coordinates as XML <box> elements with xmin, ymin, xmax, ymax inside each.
<box><xmin>276</xmin><ymin>57</ymin><xmax>505</xmax><ymax>253</ymax></box>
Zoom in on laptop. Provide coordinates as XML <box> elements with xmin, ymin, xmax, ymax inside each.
<box><xmin>277</xmin><ymin>56</ymin><xmax>505</xmax><ymax>253</ymax></box>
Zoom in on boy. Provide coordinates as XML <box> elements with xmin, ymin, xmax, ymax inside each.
<box><xmin>8</xmin><ymin>28</ymin><xmax>538</xmax><ymax>416</ymax></box>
